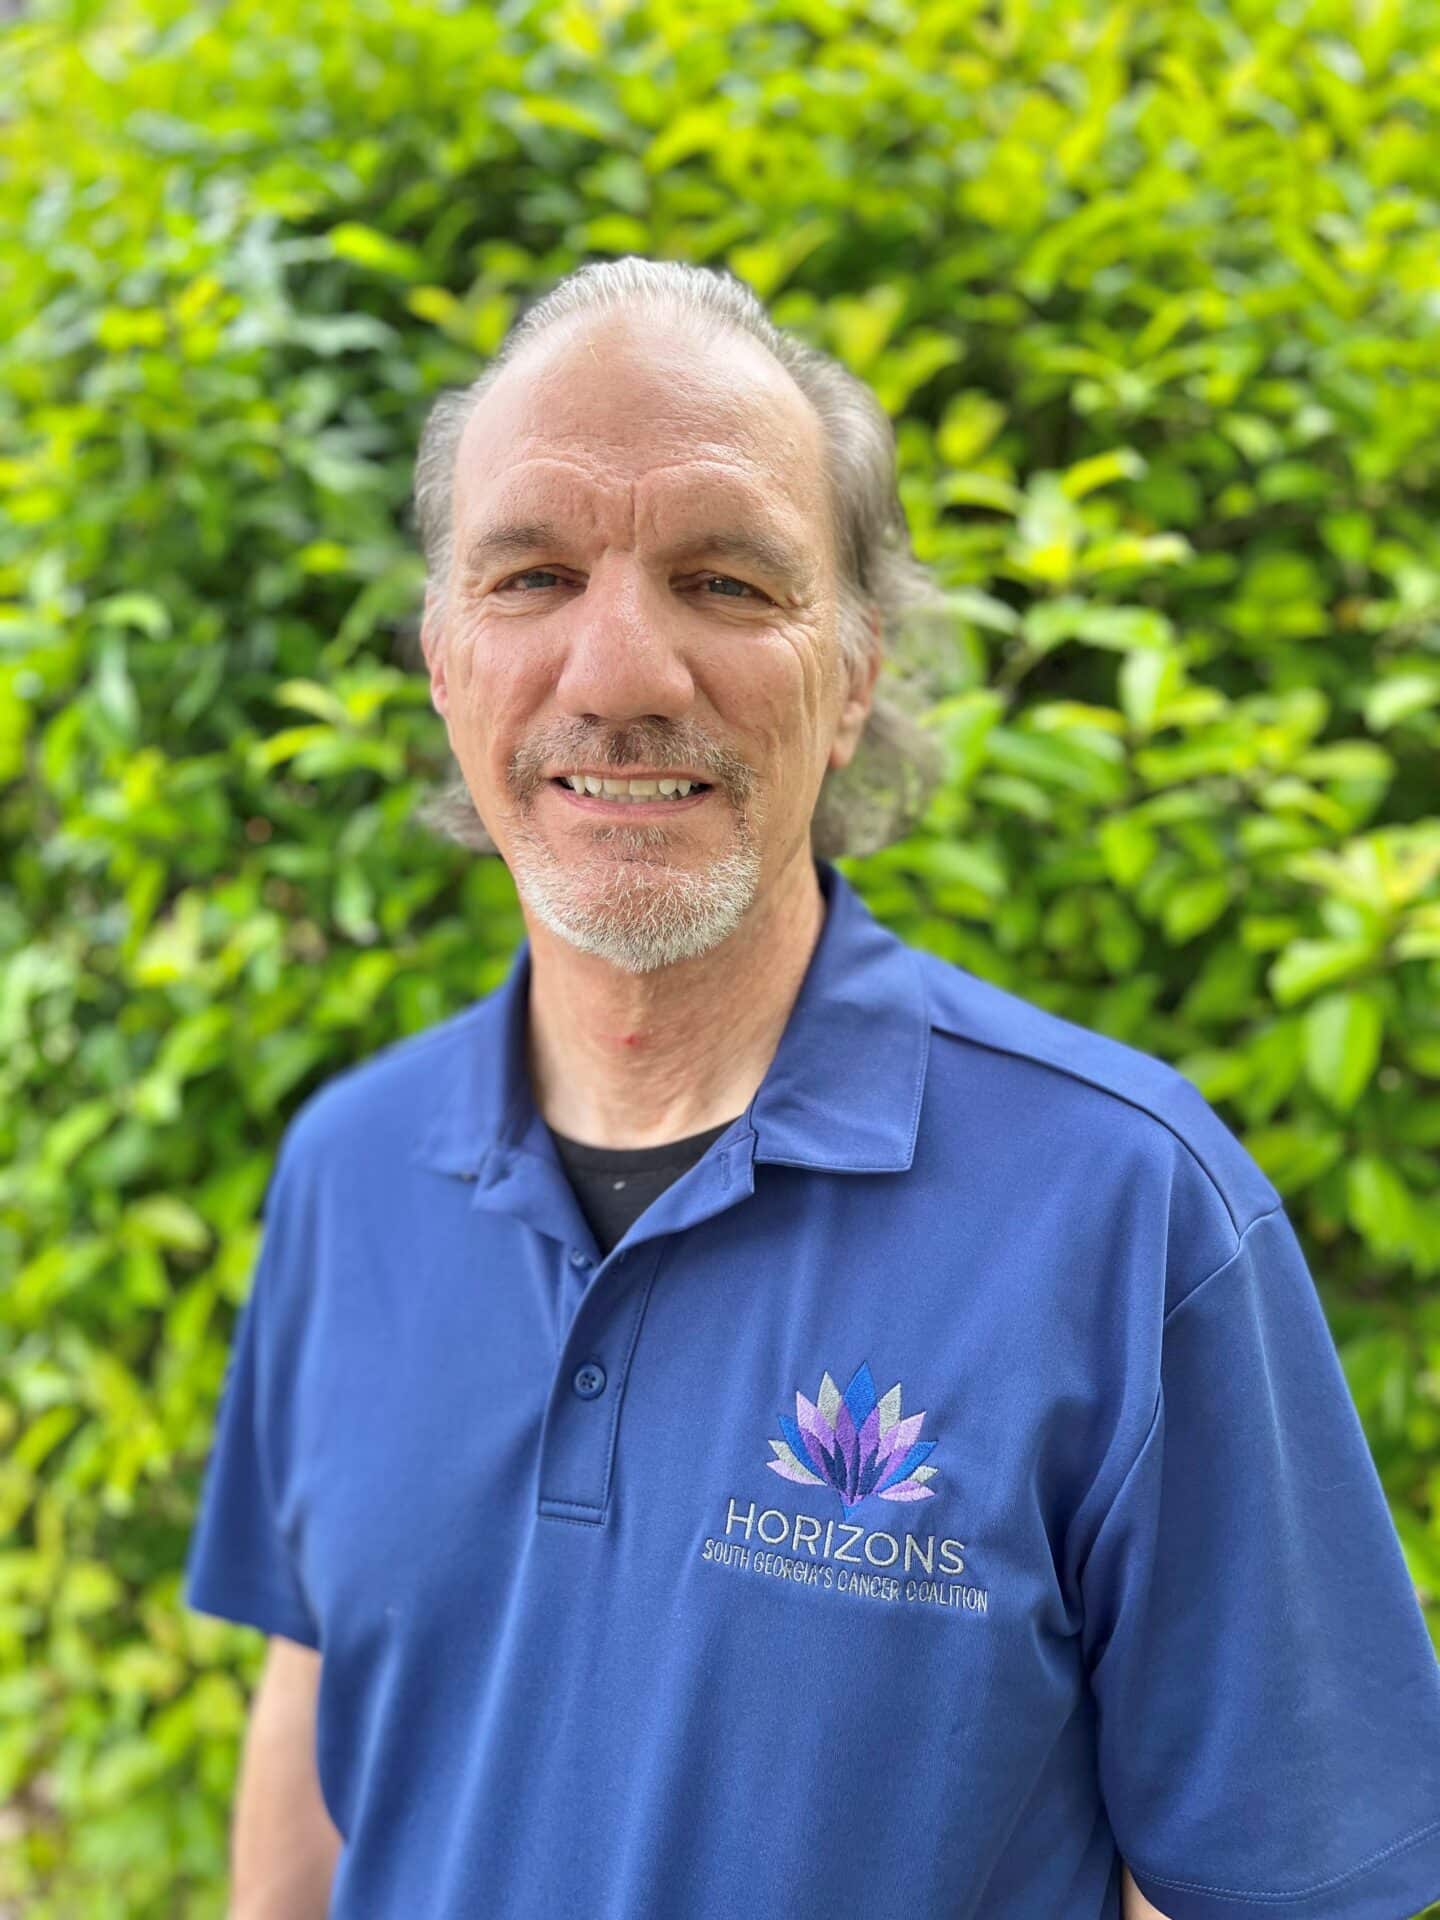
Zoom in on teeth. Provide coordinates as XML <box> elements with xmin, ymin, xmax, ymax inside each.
<box><xmin>560</xmin><ymin>775</ymin><xmax>702</xmax><ymax>801</ymax></box>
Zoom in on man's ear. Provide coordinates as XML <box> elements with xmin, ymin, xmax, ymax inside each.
<box><xmin>827</xmin><ymin>608</ymin><xmax>883</xmax><ymax>773</ymax></box>
<box><xmin>419</xmin><ymin>589</ymin><xmax>449</xmax><ymax>719</ymax></box>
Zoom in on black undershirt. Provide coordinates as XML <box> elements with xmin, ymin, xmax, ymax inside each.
<box><xmin>547</xmin><ymin>1115</ymin><xmax>743</xmax><ymax>1258</ymax></box>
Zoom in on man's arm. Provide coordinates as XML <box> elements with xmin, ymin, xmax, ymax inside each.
<box><xmin>229</xmin><ymin>1636</ymin><xmax>342</xmax><ymax>1919</ymax></box>
<box><xmin>1121</xmin><ymin>1863</ymin><xmax>1173</xmax><ymax>1919</ymax></box>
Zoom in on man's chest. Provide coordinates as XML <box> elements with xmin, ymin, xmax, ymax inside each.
<box><xmin>275</xmin><ymin>1161</ymin><xmax>1150</xmax><ymax>1672</ymax></box>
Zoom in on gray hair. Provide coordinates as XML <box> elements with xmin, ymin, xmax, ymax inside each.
<box><xmin>406</xmin><ymin>256</ymin><xmax>948</xmax><ymax>860</ymax></box>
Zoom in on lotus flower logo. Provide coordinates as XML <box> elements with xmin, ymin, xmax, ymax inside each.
<box><xmin>766</xmin><ymin>1361</ymin><xmax>938</xmax><ymax>1516</ymax></box>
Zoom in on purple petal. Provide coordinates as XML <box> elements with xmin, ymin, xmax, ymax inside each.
<box><xmin>833</xmin><ymin>1400</ymin><xmax>858</xmax><ymax>1495</ymax></box>
<box><xmin>796</xmin><ymin>1390</ymin><xmax>833</xmax><ymax>1440</ymax></box>
<box><xmin>876</xmin><ymin>1410</ymin><xmax>926</xmax><ymax>1471</ymax></box>
<box><xmin>795</xmin><ymin>1395</ymin><xmax>837</xmax><ymax>1477</ymax></box>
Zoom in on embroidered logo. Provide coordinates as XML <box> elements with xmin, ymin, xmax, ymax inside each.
<box><xmin>767</xmin><ymin>1360</ymin><xmax>938</xmax><ymax>1516</ymax></box>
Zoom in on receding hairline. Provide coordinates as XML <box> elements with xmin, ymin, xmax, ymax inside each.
<box><xmin>476</xmin><ymin>298</ymin><xmax>829</xmax><ymax>458</ymax></box>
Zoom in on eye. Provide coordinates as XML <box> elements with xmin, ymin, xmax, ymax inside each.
<box><xmin>497</xmin><ymin>568</ymin><xmax>566</xmax><ymax>592</ymax></box>
<box><xmin>494</xmin><ymin>568</ymin><xmax>769</xmax><ymax>602</ymax></box>
<box><xmin>699</xmin><ymin>574</ymin><xmax>766</xmax><ymax>600</ymax></box>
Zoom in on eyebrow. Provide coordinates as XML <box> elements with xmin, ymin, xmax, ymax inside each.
<box><xmin>458</xmin><ymin>520</ymin><xmax>812</xmax><ymax>591</ymax></box>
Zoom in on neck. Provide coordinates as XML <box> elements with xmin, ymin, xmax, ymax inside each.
<box><xmin>524</xmin><ymin>848</ymin><xmax>827</xmax><ymax>1149</ymax></box>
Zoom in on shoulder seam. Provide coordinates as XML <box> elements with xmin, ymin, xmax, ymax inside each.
<box><xmin>1161</xmin><ymin>1200</ymin><xmax>1287</xmax><ymax>1328</ymax></box>
<box><xmin>928</xmin><ymin>1023</ymin><xmax>1250</xmax><ymax>1240</ymax></box>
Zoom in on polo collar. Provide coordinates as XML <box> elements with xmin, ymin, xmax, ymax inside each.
<box><xmin>409</xmin><ymin>858</ymin><xmax>931</xmax><ymax>1187</ymax></box>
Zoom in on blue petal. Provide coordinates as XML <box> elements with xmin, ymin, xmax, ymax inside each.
<box><xmin>842</xmin><ymin>1360</ymin><xmax>878</xmax><ymax>1432</ymax></box>
<box><xmin>778</xmin><ymin>1412</ymin><xmax>823</xmax><ymax>1482</ymax></box>
<box><xmin>873</xmin><ymin>1438</ymin><xmax>936</xmax><ymax>1494</ymax></box>
<box><xmin>856</xmin><ymin>1441</ymin><xmax>886</xmax><ymax>1499</ymax></box>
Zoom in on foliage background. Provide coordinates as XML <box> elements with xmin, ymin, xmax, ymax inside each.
<box><xmin>3</xmin><ymin>0</ymin><xmax>1440</xmax><ymax>1912</ymax></box>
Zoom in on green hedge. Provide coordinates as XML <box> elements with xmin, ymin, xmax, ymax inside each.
<box><xmin>3</xmin><ymin>0</ymin><xmax>1439</xmax><ymax>1911</ymax></box>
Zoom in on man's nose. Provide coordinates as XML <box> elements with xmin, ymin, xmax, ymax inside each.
<box><xmin>551</xmin><ymin>558</ymin><xmax>695</xmax><ymax>723</ymax></box>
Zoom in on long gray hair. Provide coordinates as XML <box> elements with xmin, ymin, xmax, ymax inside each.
<box><xmin>407</xmin><ymin>256</ymin><xmax>948</xmax><ymax>860</ymax></box>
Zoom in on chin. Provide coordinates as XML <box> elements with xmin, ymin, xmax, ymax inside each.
<box><xmin>510</xmin><ymin>837</ymin><xmax>765</xmax><ymax>971</ymax></box>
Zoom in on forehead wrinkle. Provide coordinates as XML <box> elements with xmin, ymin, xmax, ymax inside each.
<box><xmin>460</xmin><ymin>454</ymin><xmax>826</xmax><ymax>592</ymax></box>
<box><xmin>634</xmin><ymin>458</ymin><xmax>824</xmax><ymax>587</ymax></box>
<box><xmin>497</xmin><ymin>331</ymin><xmax>809</xmax><ymax>457</ymax></box>
<box><xmin>464</xmin><ymin>312</ymin><xmax>829</xmax><ymax>503</ymax></box>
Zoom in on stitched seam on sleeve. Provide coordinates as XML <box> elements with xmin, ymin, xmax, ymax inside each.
<box><xmin>1162</xmin><ymin>1199</ymin><xmax>1285</xmax><ymax>1329</ymax></box>
<box><xmin>1131</xmin><ymin>1809</ymin><xmax>1440</xmax><ymax>1902</ymax></box>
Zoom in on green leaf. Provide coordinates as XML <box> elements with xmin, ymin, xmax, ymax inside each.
<box><xmin>92</xmin><ymin>634</ymin><xmax>140</xmax><ymax>740</ymax></box>
<box><xmin>924</xmin><ymin>691</ymin><xmax>1004</xmax><ymax>788</ymax></box>
<box><xmin>1245</xmin><ymin>1125</ymin><xmax>1346</xmax><ymax>1193</ymax></box>
<box><xmin>726</xmin><ymin>219</ymin><xmax>832</xmax><ymax>301</ymax></box>
<box><xmin>1162</xmin><ymin>874</ymin><xmax>1230</xmax><ymax>943</ymax></box>
<box><xmin>1303</xmin><ymin>989</ymin><xmax>1384</xmax><ymax>1112</ymax></box>
<box><xmin>1057</xmin><ymin>447</ymin><xmax>1146</xmax><ymax>499</ymax></box>
<box><xmin>91</xmin><ymin>592</ymin><xmax>173</xmax><ymax>639</ymax></box>
<box><xmin>1098</xmin><ymin>812</ymin><xmax>1158</xmax><ymax>887</ymax></box>
<box><xmin>1174</xmin><ymin>1047</ymin><xmax>1253</xmax><ymax>1103</ymax></box>
<box><xmin>936</xmin><ymin>391</ymin><xmax>1007</xmax><ymax>467</ymax></box>
<box><xmin>1268</xmin><ymin>937</ymin><xmax>1378</xmax><ymax>1006</ymax></box>
<box><xmin>827</xmin><ymin>284</ymin><xmax>907</xmax><ymax>374</ymax></box>
<box><xmin>1347</xmin><ymin>1156</ymin><xmax>1415</xmax><ymax>1261</ymax></box>
<box><xmin>57</xmin><ymin>1560</ymin><xmax>125</xmax><ymax>1618</ymax></box>
<box><xmin>886</xmin><ymin>839</ymin><xmax>1007</xmax><ymax>897</ymax></box>
<box><xmin>13</xmin><ymin>1405</ymin><xmax>82</xmax><ymax>1473</ymax></box>
<box><xmin>1117</xmin><ymin>648</ymin><xmax>1184</xmax><ymax>734</ymax></box>
<box><xmin>1076</xmin><ymin>532</ymin><xmax>1193</xmax><ymax>574</ymax></box>
<box><xmin>1365</xmin><ymin>673</ymin><xmax>1440</xmax><ymax>732</ymax></box>
<box><xmin>274</xmin><ymin>679</ymin><xmax>353</xmax><ymax>727</ymax></box>
<box><xmin>123</xmin><ymin>1195</ymin><xmax>213</xmax><ymax>1254</ymax></box>
<box><xmin>328</xmin><ymin>221</ymin><xmax>427</xmax><ymax>279</ymax></box>
<box><xmin>1023</xmin><ymin>599</ymin><xmax>1174</xmax><ymax>655</ymax></box>
<box><xmin>941</xmin><ymin>588</ymin><xmax>1021</xmax><ymax>636</ymax></box>
<box><xmin>936</xmin><ymin>472</ymin><xmax>1025</xmax><ymax>513</ymax></box>
<box><xmin>984</xmin><ymin>725</ymin><xmax>1127</xmax><ymax>800</ymax></box>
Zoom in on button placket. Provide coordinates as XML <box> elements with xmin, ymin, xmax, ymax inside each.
<box><xmin>537</xmin><ymin>1242</ymin><xmax>657</xmax><ymax>1524</ymax></box>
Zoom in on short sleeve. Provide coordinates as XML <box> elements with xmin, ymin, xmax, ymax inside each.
<box><xmin>183</xmin><ymin>1166</ymin><xmax>321</xmax><ymax>1649</ymax></box>
<box><xmin>1081</xmin><ymin>1201</ymin><xmax>1440</xmax><ymax>1920</ymax></box>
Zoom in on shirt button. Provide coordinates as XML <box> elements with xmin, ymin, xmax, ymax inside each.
<box><xmin>569</xmin><ymin>1249</ymin><xmax>593</xmax><ymax>1269</ymax></box>
<box><xmin>572</xmin><ymin>1363</ymin><xmax>606</xmax><ymax>1399</ymax></box>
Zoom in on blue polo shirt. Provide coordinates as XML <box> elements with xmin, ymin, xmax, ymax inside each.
<box><xmin>184</xmin><ymin>858</ymin><xmax>1440</xmax><ymax>1920</ymax></box>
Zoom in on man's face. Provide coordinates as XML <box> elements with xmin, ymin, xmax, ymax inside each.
<box><xmin>420</xmin><ymin>311</ymin><xmax>878</xmax><ymax>971</ymax></box>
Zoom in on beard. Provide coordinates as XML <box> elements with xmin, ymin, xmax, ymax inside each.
<box><xmin>489</xmin><ymin>711</ymin><xmax>776</xmax><ymax>978</ymax></box>
<box><xmin>503</xmin><ymin>802</ymin><xmax>765</xmax><ymax>973</ymax></box>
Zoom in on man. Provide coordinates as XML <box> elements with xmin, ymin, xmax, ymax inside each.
<box><xmin>185</xmin><ymin>257</ymin><xmax>1440</xmax><ymax>1920</ymax></box>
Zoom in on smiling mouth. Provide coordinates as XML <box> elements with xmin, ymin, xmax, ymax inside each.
<box><xmin>548</xmin><ymin>776</ymin><xmax>713</xmax><ymax>804</ymax></box>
